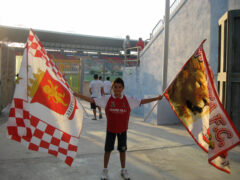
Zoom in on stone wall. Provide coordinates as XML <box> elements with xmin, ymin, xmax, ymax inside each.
<box><xmin>0</xmin><ymin>44</ymin><xmax>16</xmax><ymax>113</ymax></box>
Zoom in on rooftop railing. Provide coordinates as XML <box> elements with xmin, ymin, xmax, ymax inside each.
<box><xmin>123</xmin><ymin>46</ymin><xmax>141</xmax><ymax>67</ymax></box>
<box><xmin>149</xmin><ymin>0</ymin><xmax>182</xmax><ymax>40</ymax></box>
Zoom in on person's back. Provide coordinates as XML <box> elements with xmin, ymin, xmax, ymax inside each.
<box><xmin>103</xmin><ymin>77</ymin><xmax>112</xmax><ymax>95</ymax></box>
<box><xmin>89</xmin><ymin>74</ymin><xmax>104</xmax><ymax>120</ymax></box>
<box><xmin>89</xmin><ymin>79</ymin><xmax>103</xmax><ymax>98</ymax></box>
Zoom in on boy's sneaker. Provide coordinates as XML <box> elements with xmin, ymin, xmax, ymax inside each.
<box><xmin>99</xmin><ymin>113</ymin><xmax>103</xmax><ymax>119</ymax></box>
<box><xmin>101</xmin><ymin>169</ymin><xmax>109</xmax><ymax>180</ymax></box>
<box><xmin>121</xmin><ymin>169</ymin><xmax>131</xmax><ymax>180</ymax></box>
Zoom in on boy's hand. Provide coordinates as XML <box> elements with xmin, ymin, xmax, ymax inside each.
<box><xmin>72</xmin><ymin>92</ymin><xmax>93</xmax><ymax>103</ymax></box>
<box><xmin>141</xmin><ymin>95</ymin><xmax>163</xmax><ymax>105</ymax></box>
<box><xmin>73</xmin><ymin>92</ymin><xmax>79</xmax><ymax>97</ymax></box>
<box><xmin>157</xmin><ymin>95</ymin><xmax>163</xmax><ymax>101</ymax></box>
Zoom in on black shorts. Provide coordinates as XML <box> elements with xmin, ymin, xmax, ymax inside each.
<box><xmin>90</xmin><ymin>98</ymin><xmax>99</xmax><ymax>109</ymax></box>
<box><xmin>90</xmin><ymin>102</ymin><xmax>98</xmax><ymax>109</ymax></box>
<box><xmin>104</xmin><ymin>131</ymin><xmax>127</xmax><ymax>152</ymax></box>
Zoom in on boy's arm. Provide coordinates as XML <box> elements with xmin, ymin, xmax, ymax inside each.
<box><xmin>73</xmin><ymin>92</ymin><xmax>94</xmax><ymax>103</ymax></box>
<box><xmin>140</xmin><ymin>95</ymin><xmax>163</xmax><ymax>105</ymax></box>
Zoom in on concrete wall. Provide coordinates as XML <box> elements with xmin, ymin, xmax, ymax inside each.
<box><xmin>123</xmin><ymin>67</ymin><xmax>144</xmax><ymax>117</ymax></box>
<box><xmin>123</xmin><ymin>0</ymin><xmax>240</xmax><ymax>123</ymax></box>
<box><xmin>229</xmin><ymin>0</ymin><xmax>240</xmax><ymax>10</ymax></box>
<box><xmin>0</xmin><ymin>44</ymin><xmax>16</xmax><ymax>113</ymax></box>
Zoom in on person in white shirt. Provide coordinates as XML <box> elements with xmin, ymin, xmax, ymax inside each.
<box><xmin>89</xmin><ymin>74</ymin><xmax>104</xmax><ymax>120</ymax></box>
<box><xmin>103</xmin><ymin>77</ymin><xmax>112</xmax><ymax>95</ymax></box>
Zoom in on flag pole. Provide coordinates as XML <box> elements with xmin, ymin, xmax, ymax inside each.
<box><xmin>162</xmin><ymin>0</ymin><xmax>170</xmax><ymax>91</ymax></box>
<box><xmin>144</xmin><ymin>87</ymin><xmax>169</xmax><ymax>122</ymax></box>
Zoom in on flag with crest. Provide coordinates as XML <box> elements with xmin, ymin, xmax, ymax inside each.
<box><xmin>7</xmin><ymin>29</ymin><xmax>83</xmax><ymax>166</ymax></box>
<box><xmin>164</xmin><ymin>40</ymin><xmax>240</xmax><ymax>173</ymax></box>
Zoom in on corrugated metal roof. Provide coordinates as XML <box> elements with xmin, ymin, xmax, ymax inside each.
<box><xmin>0</xmin><ymin>25</ymin><xmax>138</xmax><ymax>53</ymax></box>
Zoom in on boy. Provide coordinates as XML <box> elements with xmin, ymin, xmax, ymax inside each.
<box><xmin>73</xmin><ymin>78</ymin><xmax>162</xmax><ymax>180</ymax></box>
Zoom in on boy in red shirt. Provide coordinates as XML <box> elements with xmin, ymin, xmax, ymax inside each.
<box><xmin>74</xmin><ymin>78</ymin><xmax>162</xmax><ymax>180</ymax></box>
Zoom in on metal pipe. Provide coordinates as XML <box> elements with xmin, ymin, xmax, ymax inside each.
<box><xmin>151</xmin><ymin>19</ymin><xmax>164</xmax><ymax>39</ymax></box>
<box><xmin>162</xmin><ymin>0</ymin><xmax>170</xmax><ymax>91</ymax></box>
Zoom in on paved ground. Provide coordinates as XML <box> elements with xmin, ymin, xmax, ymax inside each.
<box><xmin>0</xmin><ymin>101</ymin><xmax>239</xmax><ymax>180</ymax></box>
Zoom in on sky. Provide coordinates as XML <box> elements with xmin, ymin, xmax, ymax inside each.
<box><xmin>0</xmin><ymin>0</ymin><xmax>166</xmax><ymax>40</ymax></box>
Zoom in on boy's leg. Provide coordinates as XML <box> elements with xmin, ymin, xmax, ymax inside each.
<box><xmin>104</xmin><ymin>151</ymin><xmax>111</xmax><ymax>168</ymax></box>
<box><xmin>117</xmin><ymin>131</ymin><xmax>127</xmax><ymax>168</ymax></box>
<box><xmin>101</xmin><ymin>131</ymin><xmax>116</xmax><ymax>179</ymax></box>
<box><xmin>120</xmin><ymin>151</ymin><xmax>126</xmax><ymax>168</ymax></box>
<box><xmin>120</xmin><ymin>152</ymin><xmax>130</xmax><ymax>180</ymax></box>
<box><xmin>117</xmin><ymin>132</ymin><xmax>131</xmax><ymax>179</ymax></box>
<box><xmin>104</xmin><ymin>131</ymin><xmax>116</xmax><ymax>167</ymax></box>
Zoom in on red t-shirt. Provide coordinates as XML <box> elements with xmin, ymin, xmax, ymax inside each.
<box><xmin>94</xmin><ymin>94</ymin><xmax>141</xmax><ymax>133</ymax></box>
<box><xmin>136</xmin><ymin>40</ymin><xmax>145</xmax><ymax>50</ymax></box>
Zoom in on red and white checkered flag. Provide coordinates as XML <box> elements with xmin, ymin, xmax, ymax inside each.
<box><xmin>7</xmin><ymin>29</ymin><xmax>83</xmax><ymax>166</ymax></box>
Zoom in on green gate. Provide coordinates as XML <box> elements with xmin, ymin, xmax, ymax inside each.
<box><xmin>54</xmin><ymin>59</ymin><xmax>82</xmax><ymax>93</ymax></box>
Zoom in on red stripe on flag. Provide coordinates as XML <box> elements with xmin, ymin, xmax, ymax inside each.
<box><xmin>29</xmin><ymin>143</ymin><xmax>39</xmax><ymax>151</ymax></box>
<box><xmin>23</xmin><ymin>110</ymin><xmax>29</xmax><ymax>119</ymax></box>
<box><xmin>7</xmin><ymin>126</ymin><xmax>19</xmax><ymax>136</ymax></box>
<box><xmin>9</xmin><ymin>108</ymin><xmax>15</xmax><ymax>117</ymax></box>
<box><xmin>16</xmin><ymin>118</ymin><xmax>25</xmax><ymax>127</ymax></box>
<box><xmin>11</xmin><ymin>135</ymin><xmax>21</xmax><ymax>142</ymax></box>
<box><xmin>65</xmin><ymin>157</ymin><xmax>74</xmax><ymax>166</ymax></box>
<box><xmin>40</xmin><ymin>141</ymin><xmax>50</xmax><ymax>149</ymax></box>
<box><xmin>68</xmin><ymin>144</ymin><xmax>78</xmax><ymax>152</ymax></box>
<box><xmin>31</xmin><ymin>116</ymin><xmax>40</xmax><ymax>127</ymax></box>
<box><xmin>59</xmin><ymin>148</ymin><xmax>67</xmax><ymax>155</ymax></box>
<box><xmin>33</xmin><ymin>129</ymin><xmax>44</xmax><ymax>139</ymax></box>
<box><xmin>51</xmin><ymin>137</ymin><xmax>61</xmax><ymax>146</ymax></box>
<box><xmin>14</xmin><ymin>99</ymin><xmax>23</xmax><ymax>109</ymax></box>
<box><xmin>49</xmin><ymin>150</ymin><xmax>58</xmax><ymax>157</ymax></box>
<box><xmin>45</xmin><ymin>125</ymin><xmax>55</xmax><ymax>136</ymax></box>
<box><xmin>61</xmin><ymin>133</ymin><xmax>71</xmax><ymax>143</ymax></box>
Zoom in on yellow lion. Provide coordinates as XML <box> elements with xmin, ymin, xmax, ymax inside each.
<box><xmin>167</xmin><ymin>56</ymin><xmax>209</xmax><ymax>126</ymax></box>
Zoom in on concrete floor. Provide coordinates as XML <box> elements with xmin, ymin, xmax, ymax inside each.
<box><xmin>0</xmin><ymin>100</ymin><xmax>239</xmax><ymax>180</ymax></box>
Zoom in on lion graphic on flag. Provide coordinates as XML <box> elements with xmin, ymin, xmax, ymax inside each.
<box><xmin>43</xmin><ymin>80</ymin><xmax>68</xmax><ymax>106</ymax></box>
<box><xmin>166</xmin><ymin>55</ymin><xmax>209</xmax><ymax>126</ymax></box>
